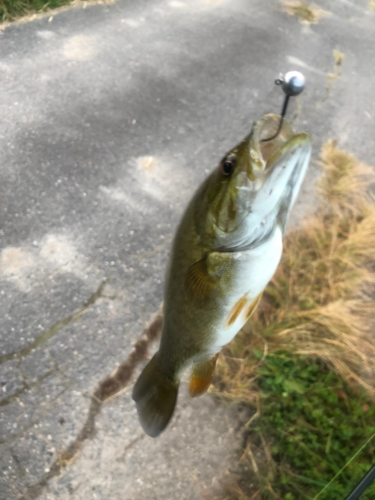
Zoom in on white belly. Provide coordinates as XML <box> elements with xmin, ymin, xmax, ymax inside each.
<box><xmin>207</xmin><ymin>226</ymin><xmax>283</xmax><ymax>356</ymax></box>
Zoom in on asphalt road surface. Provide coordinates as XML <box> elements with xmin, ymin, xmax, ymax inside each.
<box><xmin>0</xmin><ymin>0</ymin><xmax>374</xmax><ymax>498</ymax></box>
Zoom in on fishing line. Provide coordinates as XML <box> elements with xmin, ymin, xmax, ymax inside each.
<box><xmin>261</xmin><ymin>71</ymin><xmax>375</xmax><ymax>500</ymax></box>
<box><xmin>345</xmin><ymin>464</ymin><xmax>375</xmax><ymax>500</ymax></box>
<box><xmin>312</xmin><ymin>431</ymin><xmax>375</xmax><ymax>500</ymax></box>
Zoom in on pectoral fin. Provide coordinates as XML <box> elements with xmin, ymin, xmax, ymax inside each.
<box><xmin>189</xmin><ymin>354</ymin><xmax>219</xmax><ymax>398</ymax></box>
<box><xmin>185</xmin><ymin>253</ymin><xmax>232</xmax><ymax>305</ymax></box>
<box><xmin>185</xmin><ymin>259</ymin><xmax>216</xmax><ymax>304</ymax></box>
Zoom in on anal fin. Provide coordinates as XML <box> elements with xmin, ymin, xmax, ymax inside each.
<box><xmin>189</xmin><ymin>354</ymin><xmax>219</xmax><ymax>398</ymax></box>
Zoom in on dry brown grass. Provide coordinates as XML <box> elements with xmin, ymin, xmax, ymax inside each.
<box><xmin>213</xmin><ymin>140</ymin><xmax>375</xmax><ymax>403</ymax></box>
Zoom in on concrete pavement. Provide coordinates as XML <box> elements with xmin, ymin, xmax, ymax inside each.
<box><xmin>0</xmin><ymin>0</ymin><xmax>374</xmax><ymax>498</ymax></box>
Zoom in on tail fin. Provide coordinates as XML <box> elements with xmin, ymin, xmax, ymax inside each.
<box><xmin>132</xmin><ymin>353</ymin><xmax>179</xmax><ymax>438</ymax></box>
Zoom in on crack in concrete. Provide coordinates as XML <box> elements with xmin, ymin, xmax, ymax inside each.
<box><xmin>116</xmin><ymin>435</ymin><xmax>145</xmax><ymax>463</ymax></box>
<box><xmin>0</xmin><ymin>382</ymin><xmax>73</xmax><ymax>447</ymax></box>
<box><xmin>0</xmin><ymin>368</ymin><xmax>55</xmax><ymax>407</ymax></box>
<box><xmin>10</xmin><ymin>450</ymin><xmax>26</xmax><ymax>479</ymax></box>
<box><xmin>18</xmin><ymin>305</ymin><xmax>163</xmax><ymax>500</ymax></box>
<box><xmin>0</xmin><ymin>280</ymin><xmax>107</xmax><ymax>366</ymax></box>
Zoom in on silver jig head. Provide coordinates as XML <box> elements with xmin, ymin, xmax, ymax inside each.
<box><xmin>261</xmin><ymin>71</ymin><xmax>306</xmax><ymax>143</ymax></box>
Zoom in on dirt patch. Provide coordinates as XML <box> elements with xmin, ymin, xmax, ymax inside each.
<box><xmin>0</xmin><ymin>232</ymin><xmax>88</xmax><ymax>292</ymax></box>
<box><xmin>323</xmin><ymin>49</ymin><xmax>345</xmax><ymax>101</ymax></box>
<box><xmin>282</xmin><ymin>1</ymin><xmax>330</xmax><ymax>25</ymax></box>
<box><xmin>62</xmin><ymin>34</ymin><xmax>98</xmax><ymax>61</ymax></box>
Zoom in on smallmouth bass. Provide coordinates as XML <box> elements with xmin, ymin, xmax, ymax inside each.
<box><xmin>133</xmin><ymin>114</ymin><xmax>312</xmax><ymax>437</ymax></box>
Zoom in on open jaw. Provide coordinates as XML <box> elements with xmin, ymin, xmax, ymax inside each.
<box><xmin>250</xmin><ymin>115</ymin><xmax>312</xmax><ymax>224</ymax></box>
<box><xmin>212</xmin><ymin>114</ymin><xmax>311</xmax><ymax>253</ymax></box>
<box><xmin>221</xmin><ymin>116</ymin><xmax>311</xmax><ymax>252</ymax></box>
<box><xmin>257</xmin><ymin>114</ymin><xmax>295</xmax><ymax>165</ymax></box>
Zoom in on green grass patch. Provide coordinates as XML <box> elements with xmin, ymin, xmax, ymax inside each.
<box><xmin>251</xmin><ymin>352</ymin><xmax>375</xmax><ymax>499</ymax></box>
<box><xmin>0</xmin><ymin>0</ymin><xmax>73</xmax><ymax>23</ymax></box>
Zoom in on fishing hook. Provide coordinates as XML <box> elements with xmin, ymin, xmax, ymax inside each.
<box><xmin>261</xmin><ymin>71</ymin><xmax>306</xmax><ymax>142</ymax></box>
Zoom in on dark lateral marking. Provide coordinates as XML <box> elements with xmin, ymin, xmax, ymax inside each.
<box><xmin>18</xmin><ymin>306</ymin><xmax>163</xmax><ymax>500</ymax></box>
<box><xmin>226</xmin><ymin>296</ymin><xmax>247</xmax><ymax>327</ymax></box>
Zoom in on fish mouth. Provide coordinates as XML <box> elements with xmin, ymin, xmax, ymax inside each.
<box><xmin>249</xmin><ymin>114</ymin><xmax>296</xmax><ymax>173</ymax></box>
<box><xmin>219</xmin><ymin>115</ymin><xmax>311</xmax><ymax>252</ymax></box>
<box><xmin>250</xmin><ymin>115</ymin><xmax>312</xmax><ymax>224</ymax></box>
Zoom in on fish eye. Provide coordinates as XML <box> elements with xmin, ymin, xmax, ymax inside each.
<box><xmin>220</xmin><ymin>155</ymin><xmax>237</xmax><ymax>176</ymax></box>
